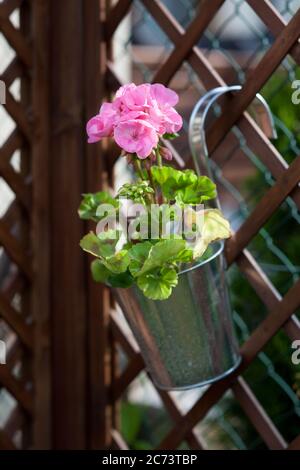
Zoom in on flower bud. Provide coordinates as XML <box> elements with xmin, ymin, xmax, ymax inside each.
<box><xmin>160</xmin><ymin>146</ymin><xmax>173</xmax><ymax>161</ymax></box>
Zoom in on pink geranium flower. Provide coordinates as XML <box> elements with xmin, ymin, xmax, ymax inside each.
<box><xmin>114</xmin><ymin>119</ymin><xmax>158</xmax><ymax>158</ymax></box>
<box><xmin>86</xmin><ymin>102</ymin><xmax>116</xmax><ymax>143</ymax></box>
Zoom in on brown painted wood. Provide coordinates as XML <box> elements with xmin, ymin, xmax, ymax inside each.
<box><xmin>49</xmin><ymin>0</ymin><xmax>88</xmax><ymax>449</ymax></box>
<box><xmin>235</xmin><ymin>251</ymin><xmax>300</xmax><ymax>341</ymax></box>
<box><xmin>4</xmin><ymin>90</ymin><xmax>32</xmax><ymax>142</ymax></box>
<box><xmin>247</xmin><ymin>0</ymin><xmax>300</xmax><ymax>65</ymax></box>
<box><xmin>206</xmin><ymin>8</ymin><xmax>300</xmax><ymax>153</ymax></box>
<box><xmin>105</xmin><ymin>0</ymin><xmax>133</xmax><ymax>40</ymax></box>
<box><xmin>84</xmin><ymin>0</ymin><xmax>112</xmax><ymax>449</ymax></box>
<box><xmin>226</xmin><ymin>156</ymin><xmax>300</xmax><ymax>264</ymax></box>
<box><xmin>0</xmin><ymin>365</ymin><xmax>33</xmax><ymax>414</ymax></box>
<box><xmin>0</xmin><ymin>0</ymin><xmax>23</xmax><ymax>18</ymax></box>
<box><xmin>0</xmin><ymin>292</ymin><xmax>33</xmax><ymax>348</ymax></box>
<box><xmin>232</xmin><ymin>377</ymin><xmax>286</xmax><ymax>449</ymax></box>
<box><xmin>153</xmin><ymin>0</ymin><xmax>226</xmax><ymax>84</ymax></box>
<box><xmin>0</xmin><ymin>13</ymin><xmax>32</xmax><ymax>67</ymax></box>
<box><xmin>288</xmin><ymin>435</ymin><xmax>300</xmax><ymax>450</ymax></box>
<box><xmin>111</xmin><ymin>429</ymin><xmax>129</xmax><ymax>450</ymax></box>
<box><xmin>0</xmin><ymin>222</ymin><xmax>32</xmax><ymax>279</ymax></box>
<box><xmin>0</xmin><ymin>429</ymin><xmax>16</xmax><ymax>450</ymax></box>
<box><xmin>31</xmin><ymin>0</ymin><xmax>52</xmax><ymax>449</ymax></box>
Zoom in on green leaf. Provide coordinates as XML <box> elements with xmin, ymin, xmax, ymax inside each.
<box><xmin>175</xmin><ymin>248</ymin><xmax>194</xmax><ymax>262</ymax></box>
<box><xmin>192</xmin><ymin>209</ymin><xmax>231</xmax><ymax>259</ymax></box>
<box><xmin>91</xmin><ymin>259</ymin><xmax>133</xmax><ymax>287</ymax></box>
<box><xmin>78</xmin><ymin>191</ymin><xmax>119</xmax><ymax>222</ymax></box>
<box><xmin>107</xmin><ymin>271</ymin><xmax>134</xmax><ymax>288</ymax></box>
<box><xmin>137</xmin><ymin>267</ymin><xmax>178</xmax><ymax>300</ymax></box>
<box><xmin>80</xmin><ymin>231</ymin><xmax>118</xmax><ymax>258</ymax></box>
<box><xmin>91</xmin><ymin>259</ymin><xmax>110</xmax><ymax>283</ymax></box>
<box><xmin>175</xmin><ymin>176</ymin><xmax>216</xmax><ymax>204</ymax></box>
<box><xmin>137</xmin><ymin>239</ymin><xmax>186</xmax><ymax>277</ymax></box>
<box><xmin>102</xmin><ymin>250</ymin><xmax>130</xmax><ymax>274</ymax></box>
<box><xmin>151</xmin><ymin>166</ymin><xmax>216</xmax><ymax>204</ymax></box>
<box><xmin>128</xmin><ymin>241</ymin><xmax>153</xmax><ymax>276</ymax></box>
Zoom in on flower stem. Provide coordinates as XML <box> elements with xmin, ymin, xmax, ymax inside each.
<box><xmin>156</xmin><ymin>147</ymin><xmax>163</xmax><ymax>167</ymax></box>
<box><xmin>134</xmin><ymin>158</ymin><xmax>145</xmax><ymax>180</ymax></box>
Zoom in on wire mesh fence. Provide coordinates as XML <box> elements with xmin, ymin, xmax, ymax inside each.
<box><xmin>110</xmin><ymin>0</ymin><xmax>300</xmax><ymax>450</ymax></box>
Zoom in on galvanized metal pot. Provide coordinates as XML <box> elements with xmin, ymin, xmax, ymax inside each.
<box><xmin>115</xmin><ymin>241</ymin><xmax>241</xmax><ymax>390</ymax></box>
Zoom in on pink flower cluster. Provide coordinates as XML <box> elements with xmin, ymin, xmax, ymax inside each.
<box><xmin>86</xmin><ymin>83</ymin><xmax>182</xmax><ymax>158</ymax></box>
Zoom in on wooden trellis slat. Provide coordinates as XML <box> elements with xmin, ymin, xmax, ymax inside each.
<box><xmin>247</xmin><ymin>0</ymin><xmax>300</xmax><ymax>65</ymax></box>
<box><xmin>153</xmin><ymin>0</ymin><xmax>226</xmax><ymax>84</ymax></box>
<box><xmin>0</xmin><ymin>10</ymin><xmax>32</xmax><ymax>68</ymax></box>
<box><xmin>0</xmin><ymin>0</ymin><xmax>23</xmax><ymax>18</ymax></box>
<box><xmin>105</xmin><ymin>0</ymin><xmax>133</xmax><ymax>40</ymax></box>
<box><xmin>111</xmin><ymin>429</ymin><xmax>129</xmax><ymax>450</ymax></box>
<box><xmin>4</xmin><ymin>90</ymin><xmax>32</xmax><ymax>142</ymax></box>
<box><xmin>232</xmin><ymin>377</ymin><xmax>287</xmax><ymax>450</ymax></box>
<box><xmin>288</xmin><ymin>435</ymin><xmax>300</xmax><ymax>450</ymax></box>
<box><xmin>0</xmin><ymin>365</ymin><xmax>33</xmax><ymax>414</ymax></box>
<box><xmin>0</xmin><ymin>222</ymin><xmax>32</xmax><ymax>279</ymax></box>
<box><xmin>235</xmin><ymin>252</ymin><xmax>300</xmax><ymax>341</ymax></box>
<box><xmin>226</xmin><ymin>155</ymin><xmax>300</xmax><ymax>264</ymax></box>
<box><xmin>0</xmin><ymin>429</ymin><xmax>16</xmax><ymax>450</ymax></box>
<box><xmin>0</xmin><ymin>292</ymin><xmax>33</xmax><ymax>349</ymax></box>
<box><xmin>206</xmin><ymin>8</ymin><xmax>300</xmax><ymax>154</ymax></box>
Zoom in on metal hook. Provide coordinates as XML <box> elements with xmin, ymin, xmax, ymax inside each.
<box><xmin>188</xmin><ymin>85</ymin><xmax>277</xmax><ymax>177</ymax></box>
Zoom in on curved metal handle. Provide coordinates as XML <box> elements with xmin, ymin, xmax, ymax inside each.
<box><xmin>188</xmin><ymin>85</ymin><xmax>277</xmax><ymax>177</ymax></box>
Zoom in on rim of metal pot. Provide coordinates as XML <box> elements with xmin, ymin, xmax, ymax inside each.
<box><xmin>178</xmin><ymin>240</ymin><xmax>224</xmax><ymax>275</ymax></box>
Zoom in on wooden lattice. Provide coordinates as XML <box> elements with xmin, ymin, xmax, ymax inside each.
<box><xmin>103</xmin><ymin>0</ymin><xmax>300</xmax><ymax>450</ymax></box>
<box><xmin>0</xmin><ymin>0</ymin><xmax>299</xmax><ymax>450</ymax></box>
<box><xmin>0</xmin><ymin>0</ymin><xmax>35</xmax><ymax>450</ymax></box>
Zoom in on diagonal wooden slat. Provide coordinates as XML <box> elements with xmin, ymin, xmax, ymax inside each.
<box><xmin>226</xmin><ymin>156</ymin><xmax>300</xmax><ymax>265</ymax></box>
<box><xmin>4</xmin><ymin>90</ymin><xmax>32</xmax><ymax>142</ymax></box>
<box><xmin>111</xmin><ymin>429</ymin><xmax>129</xmax><ymax>450</ymax></box>
<box><xmin>153</xmin><ymin>0</ymin><xmax>225</xmax><ymax>84</ymax></box>
<box><xmin>206</xmin><ymin>8</ymin><xmax>300</xmax><ymax>154</ymax></box>
<box><xmin>0</xmin><ymin>130</ymin><xmax>23</xmax><ymax>165</ymax></box>
<box><xmin>0</xmin><ymin>429</ymin><xmax>16</xmax><ymax>450</ymax></box>
<box><xmin>0</xmin><ymin>365</ymin><xmax>33</xmax><ymax>414</ymax></box>
<box><xmin>0</xmin><ymin>13</ymin><xmax>32</xmax><ymax>68</ymax></box>
<box><xmin>158</xmin><ymin>278</ymin><xmax>300</xmax><ymax>449</ymax></box>
<box><xmin>0</xmin><ymin>58</ymin><xmax>24</xmax><ymax>88</ymax></box>
<box><xmin>247</xmin><ymin>0</ymin><xmax>300</xmax><ymax>65</ymax></box>
<box><xmin>105</xmin><ymin>0</ymin><xmax>133</xmax><ymax>40</ymax></box>
<box><xmin>232</xmin><ymin>377</ymin><xmax>287</xmax><ymax>450</ymax></box>
<box><xmin>0</xmin><ymin>222</ymin><xmax>32</xmax><ymax>280</ymax></box>
<box><xmin>288</xmin><ymin>435</ymin><xmax>300</xmax><ymax>450</ymax></box>
<box><xmin>235</xmin><ymin>251</ymin><xmax>300</xmax><ymax>341</ymax></box>
<box><xmin>0</xmin><ymin>0</ymin><xmax>23</xmax><ymax>19</ymax></box>
<box><xmin>0</xmin><ymin>163</ymin><xmax>31</xmax><ymax>210</ymax></box>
